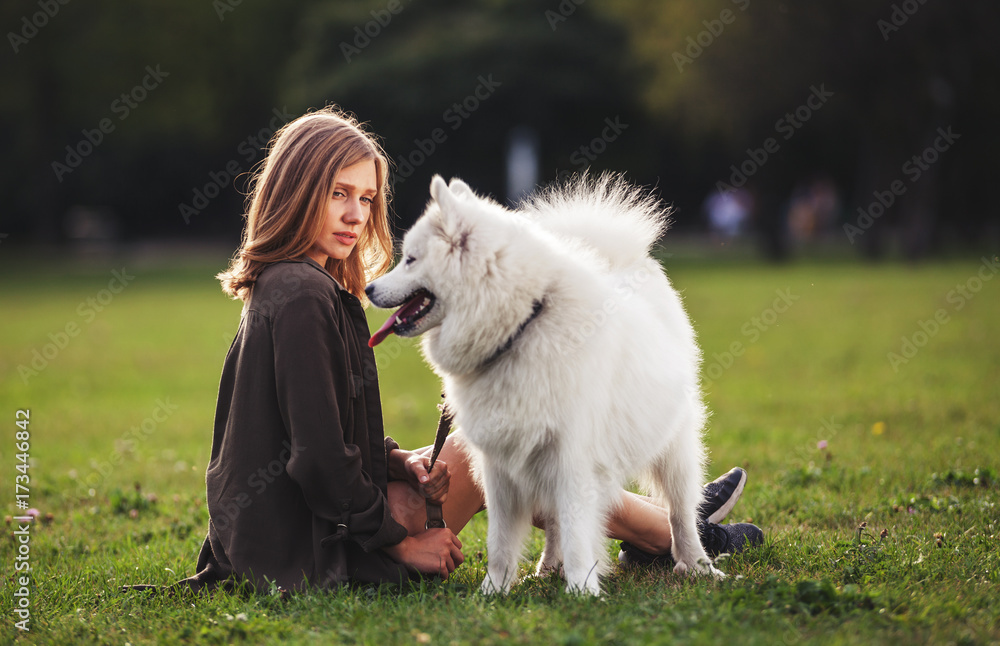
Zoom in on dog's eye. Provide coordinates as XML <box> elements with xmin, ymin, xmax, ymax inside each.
<box><xmin>405</xmin><ymin>255</ymin><xmax>417</xmax><ymax>266</ymax></box>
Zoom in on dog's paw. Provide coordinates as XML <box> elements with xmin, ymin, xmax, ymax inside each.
<box><xmin>564</xmin><ymin>579</ymin><xmax>602</xmax><ymax>596</ymax></box>
<box><xmin>479</xmin><ymin>572</ymin><xmax>514</xmax><ymax>596</ymax></box>
<box><xmin>479</xmin><ymin>577</ymin><xmax>502</xmax><ymax>596</ymax></box>
<box><xmin>673</xmin><ymin>558</ymin><xmax>726</xmax><ymax>580</ymax></box>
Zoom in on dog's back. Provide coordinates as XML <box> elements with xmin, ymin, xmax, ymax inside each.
<box><xmin>518</xmin><ymin>174</ymin><xmax>703</xmax><ymax>456</ymax></box>
<box><xmin>521</xmin><ymin>173</ymin><xmax>668</xmax><ymax>273</ymax></box>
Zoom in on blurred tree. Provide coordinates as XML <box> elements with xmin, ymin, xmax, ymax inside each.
<box><xmin>279</xmin><ymin>0</ymin><xmax>648</xmax><ymax>229</ymax></box>
<box><xmin>0</xmin><ymin>0</ymin><xmax>649</xmax><ymax>242</ymax></box>
<box><xmin>600</xmin><ymin>0</ymin><xmax>1000</xmax><ymax>259</ymax></box>
<box><xmin>0</xmin><ymin>0</ymin><xmax>309</xmax><ymax>243</ymax></box>
<box><xmin>1</xmin><ymin>0</ymin><xmax>996</xmax><ymax>259</ymax></box>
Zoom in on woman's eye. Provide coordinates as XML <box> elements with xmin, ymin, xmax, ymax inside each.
<box><xmin>361</xmin><ymin>196</ymin><xmax>374</xmax><ymax>205</ymax></box>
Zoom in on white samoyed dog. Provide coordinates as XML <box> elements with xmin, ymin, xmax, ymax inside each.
<box><xmin>366</xmin><ymin>174</ymin><xmax>723</xmax><ymax>595</ymax></box>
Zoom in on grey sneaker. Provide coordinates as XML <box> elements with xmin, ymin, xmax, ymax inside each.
<box><xmin>699</xmin><ymin>521</ymin><xmax>764</xmax><ymax>557</ymax></box>
<box><xmin>699</xmin><ymin>467</ymin><xmax>747</xmax><ymax>524</ymax></box>
<box><xmin>618</xmin><ymin>521</ymin><xmax>764</xmax><ymax>566</ymax></box>
<box><xmin>618</xmin><ymin>467</ymin><xmax>753</xmax><ymax>567</ymax></box>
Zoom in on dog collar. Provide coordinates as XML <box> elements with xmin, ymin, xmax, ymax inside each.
<box><xmin>482</xmin><ymin>299</ymin><xmax>545</xmax><ymax>368</ymax></box>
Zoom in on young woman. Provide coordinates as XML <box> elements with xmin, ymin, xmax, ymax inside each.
<box><xmin>180</xmin><ymin>107</ymin><xmax>760</xmax><ymax>592</ymax></box>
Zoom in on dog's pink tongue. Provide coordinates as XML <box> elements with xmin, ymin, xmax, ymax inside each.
<box><xmin>369</xmin><ymin>314</ymin><xmax>399</xmax><ymax>348</ymax></box>
<box><xmin>368</xmin><ymin>292</ymin><xmax>428</xmax><ymax>348</ymax></box>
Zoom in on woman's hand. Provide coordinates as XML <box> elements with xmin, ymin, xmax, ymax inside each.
<box><xmin>405</xmin><ymin>453</ymin><xmax>451</xmax><ymax>505</ymax></box>
<box><xmin>383</xmin><ymin>530</ymin><xmax>464</xmax><ymax>579</ymax></box>
<box><xmin>390</xmin><ymin>449</ymin><xmax>451</xmax><ymax>505</ymax></box>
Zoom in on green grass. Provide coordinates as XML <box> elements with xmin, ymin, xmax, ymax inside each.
<box><xmin>1</xmin><ymin>251</ymin><xmax>998</xmax><ymax>645</ymax></box>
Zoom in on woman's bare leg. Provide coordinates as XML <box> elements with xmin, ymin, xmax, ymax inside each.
<box><xmin>387</xmin><ymin>433</ymin><xmax>485</xmax><ymax>536</ymax></box>
<box><xmin>604</xmin><ymin>494</ymin><xmax>672</xmax><ymax>554</ymax></box>
<box><xmin>388</xmin><ymin>433</ymin><xmax>673</xmax><ymax>554</ymax></box>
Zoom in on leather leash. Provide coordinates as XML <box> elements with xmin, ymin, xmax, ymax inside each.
<box><xmin>424</xmin><ymin>398</ymin><xmax>453</xmax><ymax>529</ymax></box>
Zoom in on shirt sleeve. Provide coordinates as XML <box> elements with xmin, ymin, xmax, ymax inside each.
<box><xmin>270</xmin><ymin>289</ymin><xmax>407</xmax><ymax>552</ymax></box>
<box><xmin>385</xmin><ymin>436</ymin><xmax>401</xmax><ymax>480</ymax></box>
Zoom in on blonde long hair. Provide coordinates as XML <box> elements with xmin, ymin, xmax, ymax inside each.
<box><xmin>217</xmin><ymin>106</ymin><xmax>393</xmax><ymax>304</ymax></box>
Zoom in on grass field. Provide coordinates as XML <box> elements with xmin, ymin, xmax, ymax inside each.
<box><xmin>1</xmin><ymin>250</ymin><xmax>998</xmax><ymax>645</ymax></box>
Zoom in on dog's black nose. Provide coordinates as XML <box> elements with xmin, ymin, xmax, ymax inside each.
<box><xmin>364</xmin><ymin>284</ymin><xmax>374</xmax><ymax>296</ymax></box>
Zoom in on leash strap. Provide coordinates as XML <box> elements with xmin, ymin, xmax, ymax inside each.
<box><xmin>424</xmin><ymin>398</ymin><xmax>453</xmax><ymax>530</ymax></box>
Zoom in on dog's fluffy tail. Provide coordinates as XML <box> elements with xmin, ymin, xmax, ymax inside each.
<box><xmin>520</xmin><ymin>172</ymin><xmax>669</xmax><ymax>269</ymax></box>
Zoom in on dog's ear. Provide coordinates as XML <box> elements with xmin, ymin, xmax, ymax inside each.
<box><xmin>448</xmin><ymin>178</ymin><xmax>475</xmax><ymax>199</ymax></box>
<box><xmin>430</xmin><ymin>175</ymin><xmax>463</xmax><ymax>226</ymax></box>
<box><xmin>430</xmin><ymin>175</ymin><xmax>449</xmax><ymax>204</ymax></box>
<box><xmin>430</xmin><ymin>175</ymin><xmax>471</xmax><ymax>257</ymax></box>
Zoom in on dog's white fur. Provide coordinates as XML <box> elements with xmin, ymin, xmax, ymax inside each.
<box><xmin>367</xmin><ymin>174</ymin><xmax>722</xmax><ymax>595</ymax></box>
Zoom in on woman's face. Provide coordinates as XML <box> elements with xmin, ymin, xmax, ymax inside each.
<box><xmin>306</xmin><ymin>159</ymin><xmax>377</xmax><ymax>266</ymax></box>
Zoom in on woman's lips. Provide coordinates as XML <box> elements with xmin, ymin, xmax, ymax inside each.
<box><xmin>334</xmin><ymin>232</ymin><xmax>357</xmax><ymax>245</ymax></box>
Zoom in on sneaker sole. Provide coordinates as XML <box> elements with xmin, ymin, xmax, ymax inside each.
<box><xmin>706</xmin><ymin>468</ymin><xmax>746</xmax><ymax>524</ymax></box>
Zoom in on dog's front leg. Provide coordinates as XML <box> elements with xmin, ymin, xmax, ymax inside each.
<box><xmin>556</xmin><ymin>479</ymin><xmax>606</xmax><ymax>596</ymax></box>
<box><xmin>480</xmin><ymin>467</ymin><xmax>531</xmax><ymax>595</ymax></box>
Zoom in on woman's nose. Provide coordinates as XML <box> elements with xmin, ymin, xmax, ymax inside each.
<box><xmin>343</xmin><ymin>200</ymin><xmax>364</xmax><ymax>223</ymax></box>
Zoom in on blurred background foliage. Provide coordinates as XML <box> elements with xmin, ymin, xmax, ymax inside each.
<box><xmin>1</xmin><ymin>0</ymin><xmax>997</xmax><ymax>260</ymax></box>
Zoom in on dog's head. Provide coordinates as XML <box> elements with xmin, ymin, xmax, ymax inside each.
<box><xmin>366</xmin><ymin>176</ymin><xmax>544</xmax><ymax>371</ymax></box>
